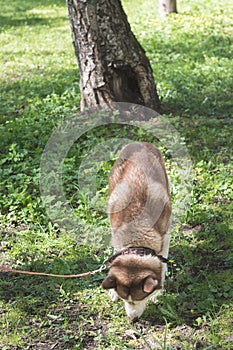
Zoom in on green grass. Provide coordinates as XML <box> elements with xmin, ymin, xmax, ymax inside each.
<box><xmin>0</xmin><ymin>0</ymin><xmax>233</xmax><ymax>349</ymax></box>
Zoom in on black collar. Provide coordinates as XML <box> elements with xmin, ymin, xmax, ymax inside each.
<box><xmin>108</xmin><ymin>246</ymin><xmax>169</xmax><ymax>264</ymax></box>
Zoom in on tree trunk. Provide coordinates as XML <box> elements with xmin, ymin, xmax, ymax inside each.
<box><xmin>66</xmin><ymin>0</ymin><xmax>160</xmax><ymax>111</ymax></box>
<box><xmin>158</xmin><ymin>0</ymin><xmax>177</xmax><ymax>17</ymax></box>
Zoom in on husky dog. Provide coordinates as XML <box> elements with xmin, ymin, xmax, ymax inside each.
<box><xmin>102</xmin><ymin>142</ymin><xmax>171</xmax><ymax>320</ymax></box>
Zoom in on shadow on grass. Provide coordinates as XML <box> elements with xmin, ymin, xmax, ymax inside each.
<box><xmin>0</xmin><ymin>16</ymin><xmax>68</xmax><ymax>31</ymax></box>
<box><xmin>0</xmin><ymin>0</ymin><xmax>69</xmax><ymax>32</ymax></box>
<box><xmin>0</xmin><ymin>68</ymin><xmax>80</xmax><ymax>117</ymax></box>
<box><xmin>0</xmin><ymin>255</ymin><xmax>104</xmax><ymax>304</ymax></box>
<box><xmin>0</xmin><ymin>256</ymin><xmax>106</xmax><ymax>349</ymax></box>
<box><xmin>154</xmin><ymin>33</ymin><xmax>233</xmax><ymax>61</ymax></box>
<box><xmin>2</xmin><ymin>0</ymin><xmax>66</xmax><ymax>13</ymax></box>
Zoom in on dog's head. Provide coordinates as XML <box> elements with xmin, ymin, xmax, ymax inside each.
<box><xmin>102</xmin><ymin>254</ymin><xmax>163</xmax><ymax>319</ymax></box>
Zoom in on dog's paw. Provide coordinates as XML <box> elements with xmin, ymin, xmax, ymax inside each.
<box><xmin>109</xmin><ymin>289</ymin><xmax>119</xmax><ymax>302</ymax></box>
<box><xmin>150</xmin><ymin>289</ymin><xmax>162</xmax><ymax>304</ymax></box>
<box><xmin>150</xmin><ymin>294</ymin><xmax>158</xmax><ymax>303</ymax></box>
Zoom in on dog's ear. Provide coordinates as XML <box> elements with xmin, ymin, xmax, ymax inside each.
<box><xmin>143</xmin><ymin>276</ymin><xmax>158</xmax><ymax>293</ymax></box>
<box><xmin>102</xmin><ymin>275</ymin><xmax>117</xmax><ymax>289</ymax></box>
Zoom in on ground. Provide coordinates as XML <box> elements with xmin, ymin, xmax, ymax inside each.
<box><xmin>0</xmin><ymin>0</ymin><xmax>232</xmax><ymax>349</ymax></box>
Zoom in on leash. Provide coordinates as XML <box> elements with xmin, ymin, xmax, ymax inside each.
<box><xmin>0</xmin><ymin>263</ymin><xmax>108</xmax><ymax>278</ymax></box>
<box><xmin>0</xmin><ymin>248</ymin><xmax>173</xmax><ymax>278</ymax></box>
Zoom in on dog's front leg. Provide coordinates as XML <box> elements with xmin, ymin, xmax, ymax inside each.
<box><xmin>109</xmin><ymin>289</ymin><xmax>119</xmax><ymax>302</ymax></box>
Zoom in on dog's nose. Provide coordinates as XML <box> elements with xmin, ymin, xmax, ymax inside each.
<box><xmin>129</xmin><ymin>316</ymin><xmax>139</xmax><ymax>323</ymax></box>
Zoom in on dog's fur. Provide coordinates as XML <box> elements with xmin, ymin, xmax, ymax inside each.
<box><xmin>102</xmin><ymin>142</ymin><xmax>171</xmax><ymax>320</ymax></box>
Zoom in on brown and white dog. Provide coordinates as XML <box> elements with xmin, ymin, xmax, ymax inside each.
<box><xmin>102</xmin><ymin>142</ymin><xmax>171</xmax><ymax>320</ymax></box>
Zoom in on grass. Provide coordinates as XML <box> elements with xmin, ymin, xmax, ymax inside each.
<box><xmin>0</xmin><ymin>0</ymin><xmax>233</xmax><ymax>349</ymax></box>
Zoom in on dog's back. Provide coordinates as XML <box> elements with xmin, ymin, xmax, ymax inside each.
<box><xmin>107</xmin><ymin>142</ymin><xmax>171</xmax><ymax>253</ymax></box>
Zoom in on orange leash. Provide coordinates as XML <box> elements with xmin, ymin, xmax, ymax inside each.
<box><xmin>0</xmin><ymin>263</ymin><xmax>108</xmax><ymax>278</ymax></box>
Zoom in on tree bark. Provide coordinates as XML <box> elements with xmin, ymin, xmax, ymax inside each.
<box><xmin>158</xmin><ymin>0</ymin><xmax>177</xmax><ymax>17</ymax></box>
<box><xmin>66</xmin><ymin>0</ymin><xmax>160</xmax><ymax>111</ymax></box>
